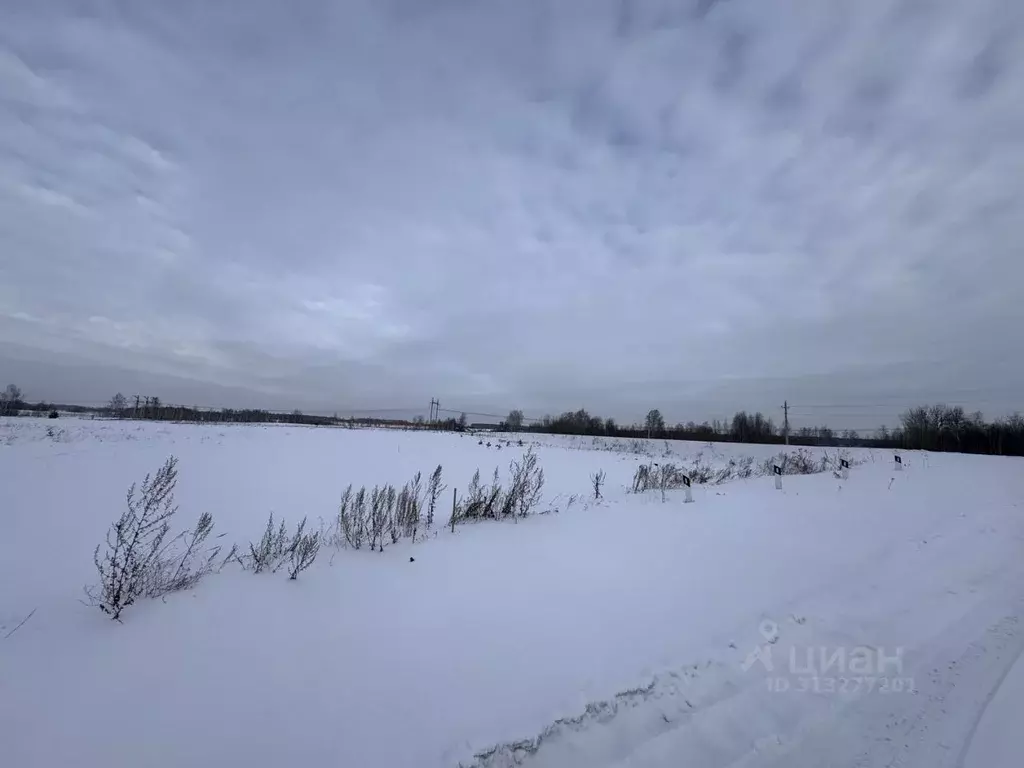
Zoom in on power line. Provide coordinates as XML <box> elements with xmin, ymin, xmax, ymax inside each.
<box><xmin>436</xmin><ymin>407</ymin><xmax>542</xmax><ymax>423</ymax></box>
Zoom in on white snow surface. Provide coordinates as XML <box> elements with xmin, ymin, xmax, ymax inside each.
<box><xmin>962</xmin><ymin>646</ymin><xmax>1024</xmax><ymax>768</ymax></box>
<box><xmin>2</xmin><ymin>417</ymin><xmax>1024</xmax><ymax>768</ymax></box>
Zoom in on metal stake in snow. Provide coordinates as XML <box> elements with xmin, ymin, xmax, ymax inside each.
<box><xmin>774</xmin><ymin>465</ymin><xmax>783</xmax><ymax>490</ymax></box>
<box><xmin>894</xmin><ymin>454</ymin><xmax>903</xmax><ymax>472</ymax></box>
<box><xmin>840</xmin><ymin>458</ymin><xmax>850</xmax><ymax>481</ymax></box>
<box><xmin>683</xmin><ymin>474</ymin><xmax>693</xmax><ymax>503</ymax></box>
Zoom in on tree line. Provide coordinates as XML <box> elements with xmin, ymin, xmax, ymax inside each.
<box><xmin>2</xmin><ymin>387</ymin><xmax>472</xmax><ymax>431</ymax></box>
<box><xmin>499</xmin><ymin>404</ymin><xmax>1024</xmax><ymax>457</ymax></box>
<box><xmin>3</xmin><ymin>382</ymin><xmax>1023</xmax><ymax>457</ymax></box>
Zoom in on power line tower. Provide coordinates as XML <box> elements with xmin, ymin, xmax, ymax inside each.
<box><xmin>429</xmin><ymin>398</ymin><xmax>439</xmax><ymax>423</ymax></box>
<box><xmin>783</xmin><ymin>400</ymin><xmax>790</xmax><ymax>446</ymax></box>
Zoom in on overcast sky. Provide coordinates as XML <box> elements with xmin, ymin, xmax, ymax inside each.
<box><xmin>1</xmin><ymin>0</ymin><xmax>1022</xmax><ymax>429</ymax></box>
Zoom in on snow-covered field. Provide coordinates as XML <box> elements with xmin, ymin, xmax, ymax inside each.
<box><xmin>2</xmin><ymin>417</ymin><xmax>1024</xmax><ymax>768</ymax></box>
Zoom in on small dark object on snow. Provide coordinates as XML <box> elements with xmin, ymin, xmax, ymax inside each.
<box><xmin>409</xmin><ymin>557</ymin><xmax>415</xmax><ymax>563</ymax></box>
<box><xmin>48</xmin><ymin>410</ymin><xmax>59</xmax><ymax>419</ymax></box>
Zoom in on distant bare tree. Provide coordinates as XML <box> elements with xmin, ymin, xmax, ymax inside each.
<box><xmin>1</xmin><ymin>384</ymin><xmax>23</xmax><ymax>416</ymax></box>
<box><xmin>506</xmin><ymin>409</ymin><xmax>524</xmax><ymax>432</ymax></box>
<box><xmin>109</xmin><ymin>392</ymin><xmax>128</xmax><ymax>418</ymax></box>
<box><xmin>645</xmin><ymin>409</ymin><xmax>665</xmax><ymax>438</ymax></box>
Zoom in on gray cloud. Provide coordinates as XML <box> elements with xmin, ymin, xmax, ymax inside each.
<box><xmin>2</xmin><ymin>0</ymin><xmax>1023</xmax><ymax>427</ymax></box>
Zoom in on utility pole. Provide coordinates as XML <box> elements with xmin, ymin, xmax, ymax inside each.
<box><xmin>429</xmin><ymin>398</ymin><xmax>439</xmax><ymax>424</ymax></box>
<box><xmin>783</xmin><ymin>400</ymin><xmax>790</xmax><ymax>446</ymax></box>
<box><xmin>133</xmin><ymin>395</ymin><xmax>141</xmax><ymax>420</ymax></box>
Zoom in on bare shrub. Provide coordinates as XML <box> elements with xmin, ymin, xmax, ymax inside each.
<box><xmin>761</xmin><ymin>448</ymin><xmax>819</xmax><ymax>477</ymax></box>
<box><xmin>425</xmin><ymin>465</ymin><xmax>445</xmax><ymax>528</ymax></box>
<box><xmin>458</xmin><ymin>469</ymin><xmax>486</xmax><ymax>520</ymax></box>
<box><xmin>736</xmin><ymin>456</ymin><xmax>755</xmax><ymax>479</ymax></box>
<box><xmin>455</xmin><ymin>468</ymin><xmax>499</xmax><ymax>521</ymax></box>
<box><xmin>334</xmin><ymin>469</ymin><xmax>438</xmax><ymax>550</ymax></box>
<box><xmin>287</xmin><ymin>517</ymin><xmax>320</xmax><ymax>580</ymax></box>
<box><xmin>631</xmin><ymin>462</ymin><xmax>689</xmax><ymax>500</ymax></box>
<box><xmin>821</xmin><ymin>448</ymin><xmax>856</xmax><ymax>474</ymax></box>
<box><xmin>452</xmin><ymin>449</ymin><xmax>545</xmax><ymax>523</ymax></box>
<box><xmin>332</xmin><ymin>485</ymin><xmax>351</xmax><ymax>548</ymax></box>
<box><xmin>247</xmin><ymin>514</ymin><xmax>320</xmax><ymax>577</ymax></box>
<box><xmin>791</xmin><ymin>448</ymin><xmax>819</xmax><ymax>474</ymax></box>
<box><xmin>338</xmin><ymin>486</ymin><xmax>368</xmax><ymax>549</ymax></box>
<box><xmin>148</xmin><ymin>512</ymin><xmax>233</xmax><ymax>595</ymax></box>
<box><xmin>395</xmin><ymin>473</ymin><xmax>423</xmax><ymax>540</ymax></box>
<box><xmin>368</xmin><ymin>485</ymin><xmax>397</xmax><ymax>552</ymax></box>
<box><xmin>656</xmin><ymin>463</ymin><xmax>684</xmax><ymax>501</ymax></box>
<box><xmin>632</xmin><ymin>464</ymin><xmax>651</xmax><ymax>492</ymax></box>
<box><xmin>707</xmin><ymin>455</ymin><xmax>754</xmax><ymax>484</ymax></box>
<box><xmin>86</xmin><ymin>456</ymin><xmax>230</xmax><ymax>620</ymax></box>
<box><xmin>713</xmin><ymin>460</ymin><xmax>735</xmax><ymax>485</ymax></box>
<box><xmin>590</xmin><ymin>470</ymin><xmax>606</xmax><ymax>500</ymax></box>
<box><xmin>633</xmin><ymin>449</ymin><xmax>828</xmax><ymax>498</ymax></box>
<box><xmin>683</xmin><ymin>453</ymin><xmax>711</xmax><ymax>484</ymax></box>
<box><xmin>508</xmin><ymin>448</ymin><xmax>544</xmax><ymax>517</ymax></box>
<box><xmin>86</xmin><ymin>456</ymin><xmax>180</xmax><ymax>619</ymax></box>
<box><xmin>482</xmin><ymin>467</ymin><xmax>504</xmax><ymax>518</ymax></box>
<box><xmin>248</xmin><ymin>513</ymin><xmax>289</xmax><ymax>573</ymax></box>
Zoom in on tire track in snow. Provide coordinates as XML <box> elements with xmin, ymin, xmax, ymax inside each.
<box><xmin>458</xmin><ymin>491</ymin><xmax>1024</xmax><ymax>768</ymax></box>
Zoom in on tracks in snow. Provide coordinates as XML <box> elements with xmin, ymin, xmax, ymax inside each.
<box><xmin>460</xmin><ymin>499</ymin><xmax>1024</xmax><ymax>768</ymax></box>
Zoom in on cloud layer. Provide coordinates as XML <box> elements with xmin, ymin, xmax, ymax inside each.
<box><xmin>2</xmin><ymin>0</ymin><xmax>1023</xmax><ymax>425</ymax></box>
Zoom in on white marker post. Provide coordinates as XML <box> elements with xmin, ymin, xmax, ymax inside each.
<box><xmin>894</xmin><ymin>454</ymin><xmax>903</xmax><ymax>472</ymax></box>
<box><xmin>840</xmin><ymin>458</ymin><xmax>850</xmax><ymax>481</ymax></box>
<box><xmin>774</xmin><ymin>464</ymin><xmax>783</xmax><ymax>490</ymax></box>
<box><xmin>683</xmin><ymin>474</ymin><xmax>693</xmax><ymax>503</ymax></box>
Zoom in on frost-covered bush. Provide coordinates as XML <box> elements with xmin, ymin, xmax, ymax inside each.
<box><xmin>330</xmin><ymin>466</ymin><xmax>445</xmax><ymax>552</ymax></box>
<box><xmin>687</xmin><ymin>453</ymin><xmax>714</xmax><ymax>485</ymax></box>
<box><xmin>736</xmin><ymin>456</ymin><xmax>755</xmax><ymax>479</ymax></box>
<box><xmin>395</xmin><ymin>471</ymin><xmax>423</xmax><ymax>540</ymax></box>
<box><xmin>761</xmin><ymin>448</ymin><xmax>819</xmax><ymax>476</ymax></box>
<box><xmin>286</xmin><ymin>518</ymin><xmax>320</xmax><ymax>580</ymax></box>
<box><xmin>632</xmin><ymin>448</ymin><xmax>853</xmax><ymax>501</ymax></box>
<box><xmin>86</xmin><ymin>456</ymin><xmax>232</xmax><ymax>620</ymax></box>
<box><xmin>632</xmin><ymin>462</ymin><xmax>688</xmax><ymax>493</ymax></box>
<box><xmin>248</xmin><ymin>513</ymin><xmax>290</xmax><ymax>573</ymax></box>
<box><xmin>247</xmin><ymin>513</ymin><xmax>321</xmax><ymax>577</ymax></box>
<box><xmin>450</xmin><ymin>448</ymin><xmax>545</xmax><ymax>525</ymax></box>
<box><xmin>425</xmin><ymin>465</ymin><xmax>445</xmax><ymax>529</ymax></box>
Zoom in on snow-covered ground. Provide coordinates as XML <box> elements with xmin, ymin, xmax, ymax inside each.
<box><xmin>963</xmin><ymin>644</ymin><xmax>1024</xmax><ymax>768</ymax></box>
<box><xmin>2</xmin><ymin>417</ymin><xmax>1023</xmax><ymax>768</ymax></box>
